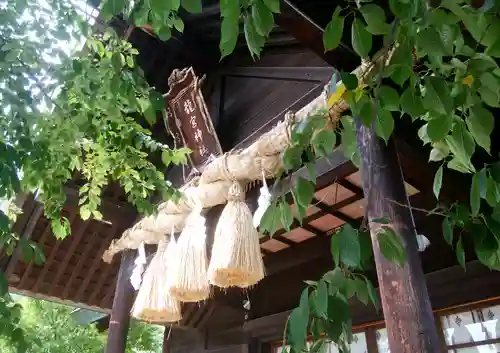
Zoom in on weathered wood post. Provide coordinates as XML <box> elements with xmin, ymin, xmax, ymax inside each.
<box><xmin>105</xmin><ymin>250</ymin><xmax>136</xmax><ymax>353</ymax></box>
<box><xmin>356</xmin><ymin>122</ymin><xmax>442</xmax><ymax>353</ymax></box>
<box><xmin>162</xmin><ymin>327</ymin><xmax>171</xmax><ymax>353</ymax></box>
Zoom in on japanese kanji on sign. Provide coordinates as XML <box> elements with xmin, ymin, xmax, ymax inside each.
<box><xmin>163</xmin><ymin>67</ymin><xmax>222</xmax><ymax>168</ymax></box>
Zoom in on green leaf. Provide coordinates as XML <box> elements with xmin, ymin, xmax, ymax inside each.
<box><xmin>486</xmin><ymin>37</ymin><xmax>500</xmax><ymax>57</ymax></box>
<box><xmin>427</xmin><ymin>113</ymin><xmax>452</xmax><ymax>142</ymax></box>
<box><xmin>378</xmin><ymin>86</ymin><xmax>400</xmax><ymax>111</ymax></box>
<box><xmin>416</xmin><ymin>27</ymin><xmax>447</xmax><ymax>57</ymax></box>
<box><xmin>467</xmin><ymin>105</ymin><xmax>494</xmax><ymax>153</ymax></box>
<box><xmin>262</xmin><ymin>0</ymin><xmax>280</xmax><ymax>13</ymax></box>
<box><xmin>172</xmin><ymin>17</ymin><xmax>185</xmax><ymax>32</ymax></box>
<box><xmin>456</xmin><ymin>236</ymin><xmax>465</xmax><ymax>268</ymax></box>
<box><xmin>288</xmin><ymin>308</ymin><xmax>308</xmax><ymax>353</ymax></box>
<box><xmin>244</xmin><ymin>15</ymin><xmax>265</xmax><ymax>58</ymax></box>
<box><xmin>378</xmin><ymin>226</ymin><xmax>405</xmax><ymax>265</ymax></box>
<box><xmin>323</xmin><ymin>7</ymin><xmax>344</xmax><ymax>52</ymax></box>
<box><xmin>288</xmin><ymin>289</ymin><xmax>310</xmax><ymax>353</ymax></box>
<box><xmin>101</xmin><ymin>0</ymin><xmax>126</xmax><ymax>18</ymax></box>
<box><xmin>80</xmin><ymin>206</ymin><xmax>91</xmax><ymax>221</ymax></box>
<box><xmin>400</xmin><ymin>86</ymin><xmax>425</xmax><ymax>119</ymax></box>
<box><xmin>337</xmin><ymin>224</ymin><xmax>361</xmax><ymax>268</ymax></box>
<box><xmin>433</xmin><ymin>165</ymin><xmax>443</xmax><ymax>199</ymax></box>
<box><xmin>351</xmin><ymin>18</ymin><xmax>372</xmax><ymax>58</ymax></box>
<box><xmin>292</xmin><ymin>190</ymin><xmax>307</xmax><ymax>223</ymax></box>
<box><xmin>111</xmin><ymin>52</ymin><xmax>124</xmax><ymax>71</ymax></box>
<box><xmin>374</xmin><ymin>107</ymin><xmax>394</xmax><ymax>144</ymax></box>
<box><xmin>322</xmin><ymin>267</ymin><xmax>345</xmax><ymax>290</ymax></box>
<box><xmin>344</xmin><ymin>278</ymin><xmax>357</xmax><ymax>299</ymax></box>
<box><xmin>445</xmin><ymin>121</ymin><xmax>475</xmax><ymax>172</ymax></box>
<box><xmin>471</xmin><ymin>172</ymin><xmax>481</xmax><ymax>216</ymax></box>
<box><xmin>220</xmin><ymin>10</ymin><xmax>240</xmax><ymax>59</ymax></box>
<box><xmin>33</xmin><ymin>244</ymin><xmax>45</xmax><ymax>265</ymax></box>
<box><xmin>312</xmin><ymin>130</ymin><xmax>336</xmax><ymax>157</ymax></box>
<box><xmin>20</xmin><ymin>239</ymin><xmax>33</xmax><ymax>263</ymax></box>
<box><xmin>353</xmin><ymin>277</ymin><xmax>369</xmax><ymax>305</ymax></box>
<box><xmin>360</xmin><ymin>4</ymin><xmax>390</xmax><ymax>35</ymax></box>
<box><xmin>391</xmin><ymin>66</ymin><xmax>412</xmax><ymax>86</ymax></box>
<box><xmin>182</xmin><ymin>0</ymin><xmax>202</xmax><ymax>13</ymax></box>
<box><xmin>252</xmin><ymin>1</ymin><xmax>274</xmax><ymax>37</ymax></box>
<box><xmin>442</xmin><ymin>217</ymin><xmax>454</xmax><ymax>245</ymax></box>
<box><xmin>279</xmin><ymin>201</ymin><xmax>293</xmax><ymax>232</ymax></box>
<box><xmin>423</xmin><ymin>76</ymin><xmax>453</xmax><ymax>115</ymax></box>
<box><xmin>340</xmin><ymin>71</ymin><xmax>358</xmax><ymax>90</ymax></box>
<box><xmin>295</xmin><ymin>177</ymin><xmax>315</xmax><ymax>209</ymax></box>
<box><xmin>260</xmin><ymin>202</ymin><xmax>280</xmax><ymax>235</ymax></box>
<box><xmin>315</xmin><ymin>280</ymin><xmax>328</xmax><ymax>318</ymax></box>
<box><xmin>365</xmin><ymin>278</ymin><xmax>379</xmax><ymax>310</ymax></box>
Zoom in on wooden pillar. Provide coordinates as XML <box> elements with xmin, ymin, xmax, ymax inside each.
<box><xmin>105</xmin><ymin>250</ymin><xmax>136</xmax><ymax>353</ymax></box>
<box><xmin>162</xmin><ymin>327</ymin><xmax>171</xmax><ymax>353</ymax></box>
<box><xmin>355</xmin><ymin>122</ymin><xmax>441</xmax><ymax>353</ymax></box>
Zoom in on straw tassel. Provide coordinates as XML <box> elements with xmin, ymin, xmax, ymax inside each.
<box><xmin>167</xmin><ymin>205</ymin><xmax>210</xmax><ymax>302</ymax></box>
<box><xmin>131</xmin><ymin>237</ymin><xmax>181</xmax><ymax>323</ymax></box>
<box><xmin>209</xmin><ymin>181</ymin><xmax>265</xmax><ymax>288</ymax></box>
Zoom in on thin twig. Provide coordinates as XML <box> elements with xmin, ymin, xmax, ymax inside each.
<box><xmin>386</xmin><ymin>198</ymin><xmax>447</xmax><ymax>217</ymax></box>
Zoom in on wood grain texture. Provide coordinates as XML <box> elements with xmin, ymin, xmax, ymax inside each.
<box><xmin>356</xmin><ymin>121</ymin><xmax>441</xmax><ymax>353</ymax></box>
<box><xmin>105</xmin><ymin>250</ymin><xmax>136</xmax><ymax>353</ymax></box>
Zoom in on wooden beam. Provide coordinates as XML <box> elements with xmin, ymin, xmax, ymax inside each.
<box><xmin>338</xmin><ymin>179</ymin><xmax>364</xmax><ymax>197</ymax></box>
<box><xmin>32</xmin><ymin>211</ymin><xmax>78</xmax><ymax>293</ymax></box>
<box><xmin>275</xmin><ymin>0</ymin><xmax>359</xmax><ymax>72</ymax></box>
<box><xmin>356</xmin><ymin>122</ymin><xmax>440</xmax><ymax>352</ymax></box>
<box><xmin>18</xmin><ymin>221</ymin><xmax>52</xmax><ymax>288</ymax></box>
<box><xmin>264</xmin><ymin>235</ymin><xmax>330</xmax><ymax>276</ymax></box>
<box><xmin>220</xmin><ymin>67</ymin><xmax>334</xmax><ymax>83</ymax></box>
<box><xmin>77</xmin><ymin>224</ymin><xmax>119</xmax><ymax>304</ymax></box>
<box><xmin>196</xmin><ymin>302</ymin><xmax>216</xmax><ymax>329</ymax></box>
<box><xmin>312</xmin><ymin>198</ymin><xmax>359</xmax><ymax>224</ymax></box>
<box><xmin>163</xmin><ymin>326</ymin><xmax>172</xmax><ymax>353</ymax></box>
<box><xmin>105</xmin><ymin>250</ymin><xmax>136</xmax><ymax>353</ymax></box>
<box><xmin>48</xmin><ymin>220</ymin><xmax>90</xmax><ymax>297</ymax></box>
<box><xmin>4</xmin><ymin>202</ymin><xmax>44</xmax><ymax>277</ymax></box>
<box><xmin>62</xmin><ymin>222</ymin><xmax>104</xmax><ymax>299</ymax></box>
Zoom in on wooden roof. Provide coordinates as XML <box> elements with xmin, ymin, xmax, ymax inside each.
<box><xmin>2</xmin><ymin>0</ymin><xmax>475</xmax><ymax>330</ymax></box>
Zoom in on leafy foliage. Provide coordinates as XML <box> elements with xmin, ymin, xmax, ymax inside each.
<box><xmin>283</xmin><ymin>226</ymin><xmax>379</xmax><ymax>353</ymax></box>
<box><xmin>0</xmin><ymin>296</ymin><xmax>163</xmax><ymax>353</ymax></box>
<box><xmin>0</xmin><ymin>0</ymin><xmax>189</xmax><ymax>347</ymax></box>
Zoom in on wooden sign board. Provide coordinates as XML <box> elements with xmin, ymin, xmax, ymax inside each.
<box><xmin>163</xmin><ymin>67</ymin><xmax>222</xmax><ymax>168</ymax></box>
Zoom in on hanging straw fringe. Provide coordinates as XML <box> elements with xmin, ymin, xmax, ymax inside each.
<box><xmin>103</xmin><ymin>51</ymin><xmax>393</xmax><ymax>263</ymax></box>
<box><xmin>167</xmin><ymin>205</ymin><xmax>210</xmax><ymax>302</ymax></box>
<box><xmin>131</xmin><ymin>238</ymin><xmax>181</xmax><ymax>323</ymax></box>
<box><xmin>209</xmin><ymin>182</ymin><xmax>265</xmax><ymax>288</ymax></box>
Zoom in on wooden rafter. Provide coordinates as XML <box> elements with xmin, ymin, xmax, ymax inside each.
<box><xmin>196</xmin><ymin>302</ymin><xmax>216</xmax><ymax>330</ymax></box>
<box><xmin>4</xmin><ymin>202</ymin><xmax>44</xmax><ymax>277</ymax></box>
<box><xmin>275</xmin><ymin>0</ymin><xmax>359</xmax><ymax>72</ymax></box>
<box><xmin>189</xmin><ymin>302</ymin><xmax>209</xmax><ymax>328</ymax></box>
<box><xmin>77</xmin><ymin>224</ymin><xmax>118</xmax><ymax>304</ymax></box>
<box><xmin>62</xmin><ymin>222</ymin><xmax>105</xmax><ymax>299</ymax></box>
<box><xmin>32</xmin><ymin>211</ymin><xmax>78</xmax><ymax>293</ymax></box>
<box><xmin>18</xmin><ymin>221</ymin><xmax>52</xmax><ymax>288</ymax></box>
<box><xmin>48</xmin><ymin>220</ymin><xmax>90</xmax><ymax>297</ymax></box>
<box><xmin>220</xmin><ymin>67</ymin><xmax>334</xmax><ymax>83</ymax></box>
<box><xmin>338</xmin><ymin>179</ymin><xmax>364</xmax><ymax>197</ymax></box>
<box><xmin>312</xmin><ymin>197</ymin><xmax>359</xmax><ymax>224</ymax></box>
